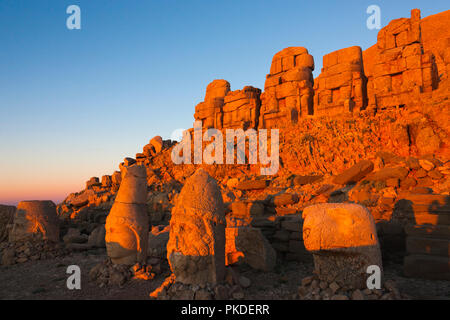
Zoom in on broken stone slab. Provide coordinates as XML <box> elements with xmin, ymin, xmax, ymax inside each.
<box><xmin>366</xmin><ymin>167</ymin><xmax>409</xmax><ymax>181</ymax></box>
<box><xmin>235</xmin><ymin>179</ymin><xmax>269</xmax><ymax>190</ymax></box>
<box><xmin>332</xmin><ymin>160</ymin><xmax>374</xmax><ymax>185</ymax></box>
<box><xmin>230</xmin><ymin>201</ymin><xmax>265</xmax><ymax>217</ymax></box>
<box><xmin>291</xmin><ymin>175</ymin><xmax>323</xmax><ymax>186</ymax></box>
<box><xmin>272</xmin><ymin>193</ymin><xmax>299</xmax><ymax>207</ymax></box>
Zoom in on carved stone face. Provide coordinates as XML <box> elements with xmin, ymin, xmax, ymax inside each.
<box><xmin>105</xmin><ymin>220</ymin><xmax>138</xmax><ymax>265</ymax></box>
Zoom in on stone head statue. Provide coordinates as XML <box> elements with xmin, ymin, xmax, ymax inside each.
<box><xmin>9</xmin><ymin>200</ymin><xmax>60</xmax><ymax>242</ymax></box>
<box><xmin>105</xmin><ymin>162</ymin><xmax>148</xmax><ymax>265</ymax></box>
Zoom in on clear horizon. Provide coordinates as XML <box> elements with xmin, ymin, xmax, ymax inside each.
<box><xmin>1</xmin><ymin>0</ymin><xmax>448</xmax><ymax>206</ymax></box>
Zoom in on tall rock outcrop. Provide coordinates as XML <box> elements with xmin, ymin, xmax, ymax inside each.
<box><xmin>364</xmin><ymin>9</ymin><xmax>439</xmax><ymax>110</ymax></box>
<box><xmin>314</xmin><ymin>46</ymin><xmax>367</xmax><ymax>116</ymax></box>
<box><xmin>259</xmin><ymin>47</ymin><xmax>315</xmax><ymax>128</ymax></box>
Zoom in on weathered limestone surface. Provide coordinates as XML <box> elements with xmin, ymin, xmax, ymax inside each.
<box><xmin>259</xmin><ymin>47</ymin><xmax>315</xmax><ymax>128</ymax></box>
<box><xmin>167</xmin><ymin>168</ymin><xmax>226</xmax><ymax>285</ymax></box>
<box><xmin>303</xmin><ymin>203</ymin><xmax>383</xmax><ymax>289</ymax></box>
<box><xmin>364</xmin><ymin>9</ymin><xmax>439</xmax><ymax>110</ymax></box>
<box><xmin>314</xmin><ymin>46</ymin><xmax>367</xmax><ymax>116</ymax></box>
<box><xmin>9</xmin><ymin>201</ymin><xmax>60</xmax><ymax>242</ymax></box>
<box><xmin>105</xmin><ymin>162</ymin><xmax>149</xmax><ymax>265</ymax></box>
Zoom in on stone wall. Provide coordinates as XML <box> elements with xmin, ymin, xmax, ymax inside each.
<box><xmin>222</xmin><ymin>86</ymin><xmax>261</xmax><ymax>130</ymax></box>
<box><xmin>314</xmin><ymin>46</ymin><xmax>367</xmax><ymax>116</ymax></box>
<box><xmin>364</xmin><ymin>9</ymin><xmax>439</xmax><ymax>110</ymax></box>
<box><xmin>259</xmin><ymin>47</ymin><xmax>315</xmax><ymax>128</ymax></box>
<box><xmin>194</xmin><ymin>80</ymin><xmax>230</xmax><ymax>129</ymax></box>
<box><xmin>194</xmin><ymin>80</ymin><xmax>262</xmax><ymax>130</ymax></box>
<box><xmin>192</xmin><ymin>9</ymin><xmax>446</xmax><ymax>128</ymax></box>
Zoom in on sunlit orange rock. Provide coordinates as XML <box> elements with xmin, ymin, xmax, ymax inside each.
<box><xmin>222</xmin><ymin>86</ymin><xmax>261</xmax><ymax>130</ymax></box>
<box><xmin>150</xmin><ymin>136</ymin><xmax>163</xmax><ymax>154</ymax></box>
<box><xmin>194</xmin><ymin>80</ymin><xmax>262</xmax><ymax>130</ymax></box>
<box><xmin>9</xmin><ymin>201</ymin><xmax>60</xmax><ymax>242</ymax></box>
<box><xmin>194</xmin><ymin>79</ymin><xmax>230</xmax><ymax>129</ymax></box>
<box><xmin>364</xmin><ymin>9</ymin><xmax>439</xmax><ymax>110</ymax></box>
<box><xmin>302</xmin><ymin>203</ymin><xmax>383</xmax><ymax>289</ymax></box>
<box><xmin>105</xmin><ymin>161</ymin><xmax>149</xmax><ymax>265</ymax></box>
<box><xmin>167</xmin><ymin>168</ymin><xmax>226</xmax><ymax>285</ymax></box>
<box><xmin>421</xmin><ymin>10</ymin><xmax>450</xmax><ymax>81</ymax></box>
<box><xmin>314</xmin><ymin>46</ymin><xmax>367</xmax><ymax>116</ymax></box>
<box><xmin>259</xmin><ymin>47</ymin><xmax>314</xmax><ymax>128</ymax></box>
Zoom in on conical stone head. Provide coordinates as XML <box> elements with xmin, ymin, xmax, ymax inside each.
<box><xmin>105</xmin><ymin>163</ymin><xmax>149</xmax><ymax>265</ymax></box>
<box><xmin>167</xmin><ymin>168</ymin><xmax>226</xmax><ymax>285</ymax></box>
<box><xmin>115</xmin><ymin>163</ymin><xmax>147</xmax><ymax>204</ymax></box>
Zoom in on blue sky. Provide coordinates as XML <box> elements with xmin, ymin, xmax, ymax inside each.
<box><xmin>0</xmin><ymin>0</ymin><xmax>448</xmax><ymax>204</ymax></box>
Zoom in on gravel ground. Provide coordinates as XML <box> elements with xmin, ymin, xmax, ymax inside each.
<box><xmin>0</xmin><ymin>250</ymin><xmax>448</xmax><ymax>300</ymax></box>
